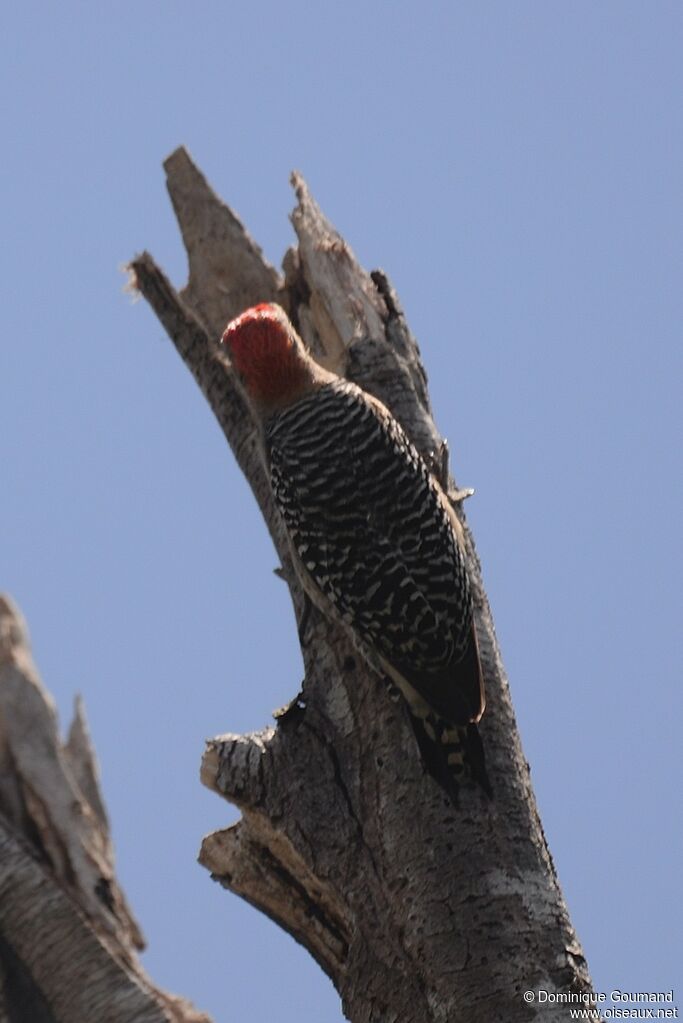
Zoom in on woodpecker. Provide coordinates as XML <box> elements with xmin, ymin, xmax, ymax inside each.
<box><xmin>222</xmin><ymin>302</ymin><xmax>491</xmax><ymax>800</ymax></box>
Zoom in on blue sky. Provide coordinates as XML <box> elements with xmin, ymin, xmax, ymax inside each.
<box><xmin>2</xmin><ymin>2</ymin><xmax>681</xmax><ymax>1018</ymax></box>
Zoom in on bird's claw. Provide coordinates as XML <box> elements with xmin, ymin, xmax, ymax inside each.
<box><xmin>448</xmin><ymin>486</ymin><xmax>475</xmax><ymax>504</ymax></box>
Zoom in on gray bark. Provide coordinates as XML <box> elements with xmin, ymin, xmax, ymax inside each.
<box><xmin>0</xmin><ymin>596</ymin><xmax>211</xmax><ymax>1023</ymax></box>
<box><xmin>129</xmin><ymin>148</ymin><xmax>599</xmax><ymax>1022</ymax></box>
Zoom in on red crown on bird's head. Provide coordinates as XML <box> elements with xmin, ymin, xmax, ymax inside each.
<box><xmin>221</xmin><ymin>303</ymin><xmax>306</xmax><ymax>407</ymax></box>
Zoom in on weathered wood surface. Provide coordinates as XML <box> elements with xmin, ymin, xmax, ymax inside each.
<box><xmin>0</xmin><ymin>596</ymin><xmax>210</xmax><ymax>1023</ymax></box>
<box><xmin>130</xmin><ymin>148</ymin><xmax>598</xmax><ymax>1022</ymax></box>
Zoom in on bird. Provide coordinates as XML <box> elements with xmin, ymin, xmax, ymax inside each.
<box><xmin>221</xmin><ymin>302</ymin><xmax>491</xmax><ymax>800</ymax></box>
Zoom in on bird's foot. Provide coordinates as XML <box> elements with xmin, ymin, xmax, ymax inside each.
<box><xmin>436</xmin><ymin>440</ymin><xmax>474</xmax><ymax>503</ymax></box>
<box><xmin>448</xmin><ymin>486</ymin><xmax>475</xmax><ymax>504</ymax></box>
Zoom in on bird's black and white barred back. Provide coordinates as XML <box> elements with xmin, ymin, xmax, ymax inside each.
<box><xmin>265</xmin><ymin>379</ymin><xmax>490</xmax><ymax>797</ymax></box>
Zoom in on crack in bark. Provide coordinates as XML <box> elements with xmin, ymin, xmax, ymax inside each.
<box><xmin>256</xmin><ymin>842</ymin><xmax>351</xmax><ymax>963</ymax></box>
<box><xmin>302</xmin><ymin>720</ymin><xmax>361</xmax><ymax>838</ymax></box>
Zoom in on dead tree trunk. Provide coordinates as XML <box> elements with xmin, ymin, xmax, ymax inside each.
<box><xmin>129</xmin><ymin>148</ymin><xmax>597</xmax><ymax>1023</ymax></box>
<box><xmin>0</xmin><ymin>596</ymin><xmax>212</xmax><ymax>1023</ymax></box>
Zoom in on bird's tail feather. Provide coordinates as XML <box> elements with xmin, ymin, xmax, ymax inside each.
<box><xmin>410</xmin><ymin>713</ymin><xmax>492</xmax><ymax>801</ymax></box>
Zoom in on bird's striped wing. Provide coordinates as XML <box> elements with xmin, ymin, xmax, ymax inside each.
<box><xmin>267</xmin><ymin>381</ymin><xmax>483</xmax><ymax>724</ymax></box>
